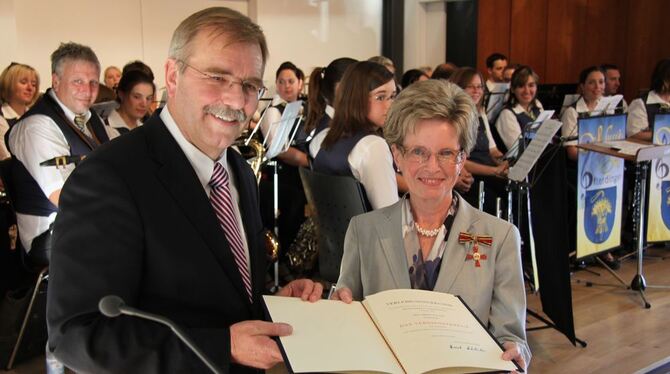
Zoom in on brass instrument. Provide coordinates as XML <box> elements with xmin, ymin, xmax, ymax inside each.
<box><xmin>285</xmin><ymin>217</ymin><xmax>318</xmax><ymax>275</ymax></box>
<box><xmin>234</xmin><ymin>129</ymin><xmax>267</xmax><ymax>184</ymax></box>
<box><xmin>264</xmin><ymin>229</ymin><xmax>280</xmax><ymax>263</ymax></box>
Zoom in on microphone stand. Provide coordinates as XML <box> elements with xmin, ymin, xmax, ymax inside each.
<box><xmin>99</xmin><ymin>296</ymin><xmax>223</xmax><ymax>374</ymax></box>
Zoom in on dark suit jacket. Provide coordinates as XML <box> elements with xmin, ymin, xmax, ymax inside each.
<box><xmin>47</xmin><ymin>114</ymin><xmax>267</xmax><ymax>373</ymax></box>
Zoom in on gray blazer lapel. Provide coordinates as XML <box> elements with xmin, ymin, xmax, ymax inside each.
<box><xmin>376</xmin><ymin>202</ymin><xmax>412</xmax><ymax>289</ymax></box>
<box><xmin>434</xmin><ymin>197</ymin><xmax>480</xmax><ymax>292</ymax></box>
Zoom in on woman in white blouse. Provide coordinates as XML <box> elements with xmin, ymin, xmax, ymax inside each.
<box><xmin>105</xmin><ymin>70</ymin><xmax>154</xmax><ymax>139</ymax></box>
<box><xmin>494</xmin><ymin>65</ymin><xmax>545</xmax><ymax>153</ymax></box>
<box><xmin>560</xmin><ymin>66</ymin><xmax>606</xmax><ymax>161</ymax></box>
<box><xmin>312</xmin><ymin>61</ymin><xmax>399</xmax><ymax>210</ymax></box>
<box><xmin>627</xmin><ymin>59</ymin><xmax>670</xmax><ymax>141</ymax></box>
<box><xmin>0</xmin><ymin>62</ymin><xmax>40</xmax><ymax>159</ymax></box>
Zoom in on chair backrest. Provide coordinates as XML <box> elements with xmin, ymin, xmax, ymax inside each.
<box><xmin>299</xmin><ymin>167</ymin><xmax>368</xmax><ymax>283</ymax></box>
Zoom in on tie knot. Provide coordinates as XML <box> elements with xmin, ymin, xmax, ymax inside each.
<box><xmin>74</xmin><ymin>115</ymin><xmax>87</xmax><ymax>130</ymax></box>
<box><xmin>209</xmin><ymin>162</ymin><xmax>229</xmax><ymax>189</ymax></box>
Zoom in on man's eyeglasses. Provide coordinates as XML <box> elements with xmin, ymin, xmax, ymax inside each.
<box><xmin>399</xmin><ymin>145</ymin><xmax>465</xmax><ymax>165</ymax></box>
<box><xmin>178</xmin><ymin>60</ymin><xmax>266</xmax><ymax>101</ymax></box>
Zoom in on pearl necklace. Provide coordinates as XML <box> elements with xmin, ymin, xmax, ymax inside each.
<box><xmin>414</xmin><ymin>222</ymin><xmax>441</xmax><ymax>237</ymax></box>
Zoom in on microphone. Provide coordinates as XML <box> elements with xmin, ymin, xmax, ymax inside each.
<box><xmin>98</xmin><ymin>295</ymin><xmax>223</xmax><ymax>374</ymax></box>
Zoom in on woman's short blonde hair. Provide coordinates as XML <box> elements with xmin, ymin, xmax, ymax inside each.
<box><xmin>0</xmin><ymin>63</ymin><xmax>40</xmax><ymax>105</ymax></box>
<box><xmin>384</xmin><ymin>79</ymin><xmax>477</xmax><ymax>153</ymax></box>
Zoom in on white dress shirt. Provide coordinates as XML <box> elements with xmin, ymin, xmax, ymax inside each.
<box><xmin>105</xmin><ymin>109</ymin><xmax>140</xmax><ymax>139</ymax></box>
<box><xmin>627</xmin><ymin>90</ymin><xmax>669</xmax><ymax>137</ymax></box>
<box><xmin>161</xmin><ymin>105</ymin><xmax>251</xmax><ymax>272</ymax></box>
<box><xmin>495</xmin><ymin>102</ymin><xmax>544</xmax><ymax>150</ymax></box>
<box><xmin>347</xmin><ymin>135</ymin><xmax>399</xmax><ymax>210</ymax></box>
<box><xmin>8</xmin><ymin>90</ymin><xmax>89</xmax><ymax>251</ymax></box>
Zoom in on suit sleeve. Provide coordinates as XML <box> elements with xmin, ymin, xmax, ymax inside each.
<box><xmin>47</xmin><ymin>157</ymin><xmax>232</xmax><ymax>374</ymax></box>
<box><xmin>487</xmin><ymin>224</ymin><xmax>532</xmax><ymax>368</ymax></box>
<box><xmin>336</xmin><ymin>216</ymin><xmax>364</xmax><ymax>301</ymax></box>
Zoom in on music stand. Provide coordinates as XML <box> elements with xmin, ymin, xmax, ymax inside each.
<box><xmin>536</xmin><ymin>83</ymin><xmax>578</xmax><ymax>113</ymax></box>
<box><xmin>577</xmin><ymin>140</ymin><xmax>670</xmax><ymax>308</ymax></box>
<box><xmin>507</xmin><ymin>119</ymin><xmax>563</xmax><ymax>290</ymax></box>
<box><xmin>484</xmin><ymin>83</ymin><xmax>509</xmax><ymax>123</ymax></box>
<box><xmin>263</xmin><ymin>101</ymin><xmax>304</xmax><ymax>291</ymax></box>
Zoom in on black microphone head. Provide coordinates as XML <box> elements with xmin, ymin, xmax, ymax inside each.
<box><xmin>99</xmin><ymin>295</ymin><xmax>125</xmax><ymax>317</ymax></box>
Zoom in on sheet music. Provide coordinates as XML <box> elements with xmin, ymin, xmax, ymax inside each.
<box><xmin>594</xmin><ymin>140</ymin><xmax>653</xmax><ymax>156</ymax></box>
<box><xmin>593</xmin><ymin>94</ymin><xmax>623</xmax><ymax>114</ymax></box>
<box><xmin>527</xmin><ymin>110</ymin><xmax>555</xmax><ymax>131</ymax></box>
<box><xmin>266</xmin><ymin>101</ymin><xmax>303</xmax><ymax>159</ymax></box>
<box><xmin>562</xmin><ymin>94</ymin><xmax>580</xmax><ymax>108</ymax></box>
<box><xmin>508</xmin><ymin>119</ymin><xmax>563</xmax><ymax>182</ymax></box>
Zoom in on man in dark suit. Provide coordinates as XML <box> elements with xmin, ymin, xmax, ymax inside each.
<box><xmin>46</xmin><ymin>7</ymin><xmax>322</xmax><ymax>373</ymax></box>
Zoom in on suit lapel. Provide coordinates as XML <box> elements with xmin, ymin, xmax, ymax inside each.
<box><xmin>145</xmin><ymin>120</ymin><xmax>252</xmax><ymax>307</ymax></box>
<box><xmin>226</xmin><ymin>150</ymin><xmax>266</xmax><ymax>304</ymax></box>
<box><xmin>434</xmin><ymin>196</ymin><xmax>480</xmax><ymax>293</ymax></box>
<box><xmin>376</xmin><ymin>202</ymin><xmax>412</xmax><ymax>289</ymax></box>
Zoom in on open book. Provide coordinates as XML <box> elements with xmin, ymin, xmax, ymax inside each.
<box><xmin>263</xmin><ymin>289</ymin><xmax>521</xmax><ymax>374</ymax></box>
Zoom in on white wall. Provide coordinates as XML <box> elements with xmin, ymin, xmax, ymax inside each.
<box><xmin>403</xmin><ymin>0</ymin><xmax>446</xmax><ymax>72</ymax></box>
<box><xmin>256</xmin><ymin>0</ymin><xmax>381</xmax><ymax>94</ymax></box>
<box><xmin>0</xmin><ymin>0</ymin><xmax>381</xmax><ymax>95</ymax></box>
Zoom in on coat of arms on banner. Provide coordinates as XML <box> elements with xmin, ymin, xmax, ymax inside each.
<box><xmin>584</xmin><ymin>187</ymin><xmax>616</xmax><ymax>243</ymax></box>
<box><xmin>661</xmin><ymin>181</ymin><xmax>670</xmax><ymax>230</ymax></box>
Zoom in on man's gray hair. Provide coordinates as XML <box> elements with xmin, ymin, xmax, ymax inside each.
<box><xmin>384</xmin><ymin>79</ymin><xmax>478</xmax><ymax>153</ymax></box>
<box><xmin>51</xmin><ymin>42</ymin><xmax>100</xmax><ymax>76</ymax></box>
<box><xmin>168</xmin><ymin>7</ymin><xmax>268</xmax><ymax>72</ymax></box>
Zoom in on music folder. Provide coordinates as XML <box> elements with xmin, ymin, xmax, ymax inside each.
<box><xmin>507</xmin><ymin>119</ymin><xmax>563</xmax><ymax>182</ymax></box>
<box><xmin>265</xmin><ymin>101</ymin><xmax>303</xmax><ymax>160</ymax></box>
<box><xmin>264</xmin><ymin>289</ymin><xmax>521</xmax><ymax>374</ymax></box>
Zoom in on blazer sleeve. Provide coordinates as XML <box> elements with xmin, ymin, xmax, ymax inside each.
<box><xmin>336</xmin><ymin>216</ymin><xmax>365</xmax><ymax>301</ymax></box>
<box><xmin>487</xmin><ymin>223</ymin><xmax>531</xmax><ymax>368</ymax></box>
<box><xmin>47</xmin><ymin>157</ymin><xmax>232</xmax><ymax>374</ymax></box>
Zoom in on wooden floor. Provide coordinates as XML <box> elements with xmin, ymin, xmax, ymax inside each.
<box><xmin>527</xmin><ymin>246</ymin><xmax>670</xmax><ymax>374</ymax></box>
<box><xmin>8</xmin><ymin>248</ymin><xmax>670</xmax><ymax>374</ymax></box>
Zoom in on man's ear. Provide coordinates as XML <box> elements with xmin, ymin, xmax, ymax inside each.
<box><xmin>165</xmin><ymin>59</ymin><xmax>179</xmax><ymax>99</ymax></box>
<box><xmin>52</xmin><ymin>73</ymin><xmax>60</xmax><ymax>92</ymax></box>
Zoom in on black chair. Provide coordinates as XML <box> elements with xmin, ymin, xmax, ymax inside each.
<box><xmin>298</xmin><ymin>168</ymin><xmax>369</xmax><ymax>284</ymax></box>
<box><xmin>0</xmin><ymin>158</ymin><xmax>49</xmax><ymax>370</ymax></box>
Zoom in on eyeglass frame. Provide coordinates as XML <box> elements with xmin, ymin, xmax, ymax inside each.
<box><xmin>176</xmin><ymin>59</ymin><xmax>267</xmax><ymax>101</ymax></box>
<box><xmin>397</xmin><ymin>144</ymin><xmax>465</xmax><ymax>165</ymax></box>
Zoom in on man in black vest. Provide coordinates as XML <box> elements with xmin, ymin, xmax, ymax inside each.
<box><xmin>7</xmin><ymin>42</ymin><xmax>110</xmax><ymax>264</ymax></box>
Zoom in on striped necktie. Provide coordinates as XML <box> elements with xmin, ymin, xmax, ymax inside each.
<box><xmin>209</xmin><ymin>162</ymin><xmax>252</xmax><ymax>301</ymax></box>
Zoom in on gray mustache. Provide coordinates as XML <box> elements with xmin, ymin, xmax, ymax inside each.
<box><xmin>204</xmin><ymin>105</ymin><xmax>247</xmax><ymax>123</ymax></box>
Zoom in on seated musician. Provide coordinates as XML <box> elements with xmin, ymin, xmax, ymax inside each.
<box><xmin>627</xmin><ymin>59</ymin><xmax>670</xmax><ymax>141</ymax></box>
<box><xmin>0</xmin><ymin>62</ymin><xmax>41</xmax><ymax>159</ymax></box>
<box><xmin>560</xmin><ymin>66</ymin><xmax>608</xmax><ymax>161</ymax></box>
<box><xmin>495</xmin><ymin>65</ymin><xmax>546</xmax><ymax>152</ymax></box>
<box><xmin>304</xmin><ymin>57</ymin><xmax>357</xmax><ymax>159</ymax></box>
<box><xmin>331</xmin><ymin>79</ymin><xmax>530</xmax><ymax>370</ymax></box>
<box><xmin>7</xmin><ymin>42</ymin><xmax>110</xmax><ymax>264</ymax></box>
<box><xmin>450</xmin><ymin>67</ymin><xmax>508</xmax><ymax>214</ymax></box>
<box><xmin>312</xmin><ymin>61</ymin><xmax>398</xmax><ymax>210</ymax></box>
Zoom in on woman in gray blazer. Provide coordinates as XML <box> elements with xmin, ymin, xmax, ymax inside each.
<box><xmin>331</xmin><ymin>79</ymin><xmax>530</xmax><ymax>371</ymax></box>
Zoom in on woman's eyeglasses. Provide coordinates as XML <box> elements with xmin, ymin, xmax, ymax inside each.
<box><xmin>399</xmin><ymin>145</ymin><xmax>465</xmax><ymax>165</ymax></box>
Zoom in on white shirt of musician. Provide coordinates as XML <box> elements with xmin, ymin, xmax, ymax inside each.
<box><xmin>8</xmin><ymin>90</ymin><xmax>82</xmax><ymax>251</ymax></box>
<box><xmin>627</xmin><ymin>90</ymin><xmax>669</xmax><ymax>137</ymax></box>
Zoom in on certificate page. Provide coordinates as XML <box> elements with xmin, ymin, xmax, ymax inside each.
<box><xmin>362</xmin><ymin>289</ymin><xmax>518</xmax><ymax>374</ymax></box>
<box><xmin>263</xmin><ymin>296</ymin><xmax>404</xmax><ymax>374</ymax></box>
